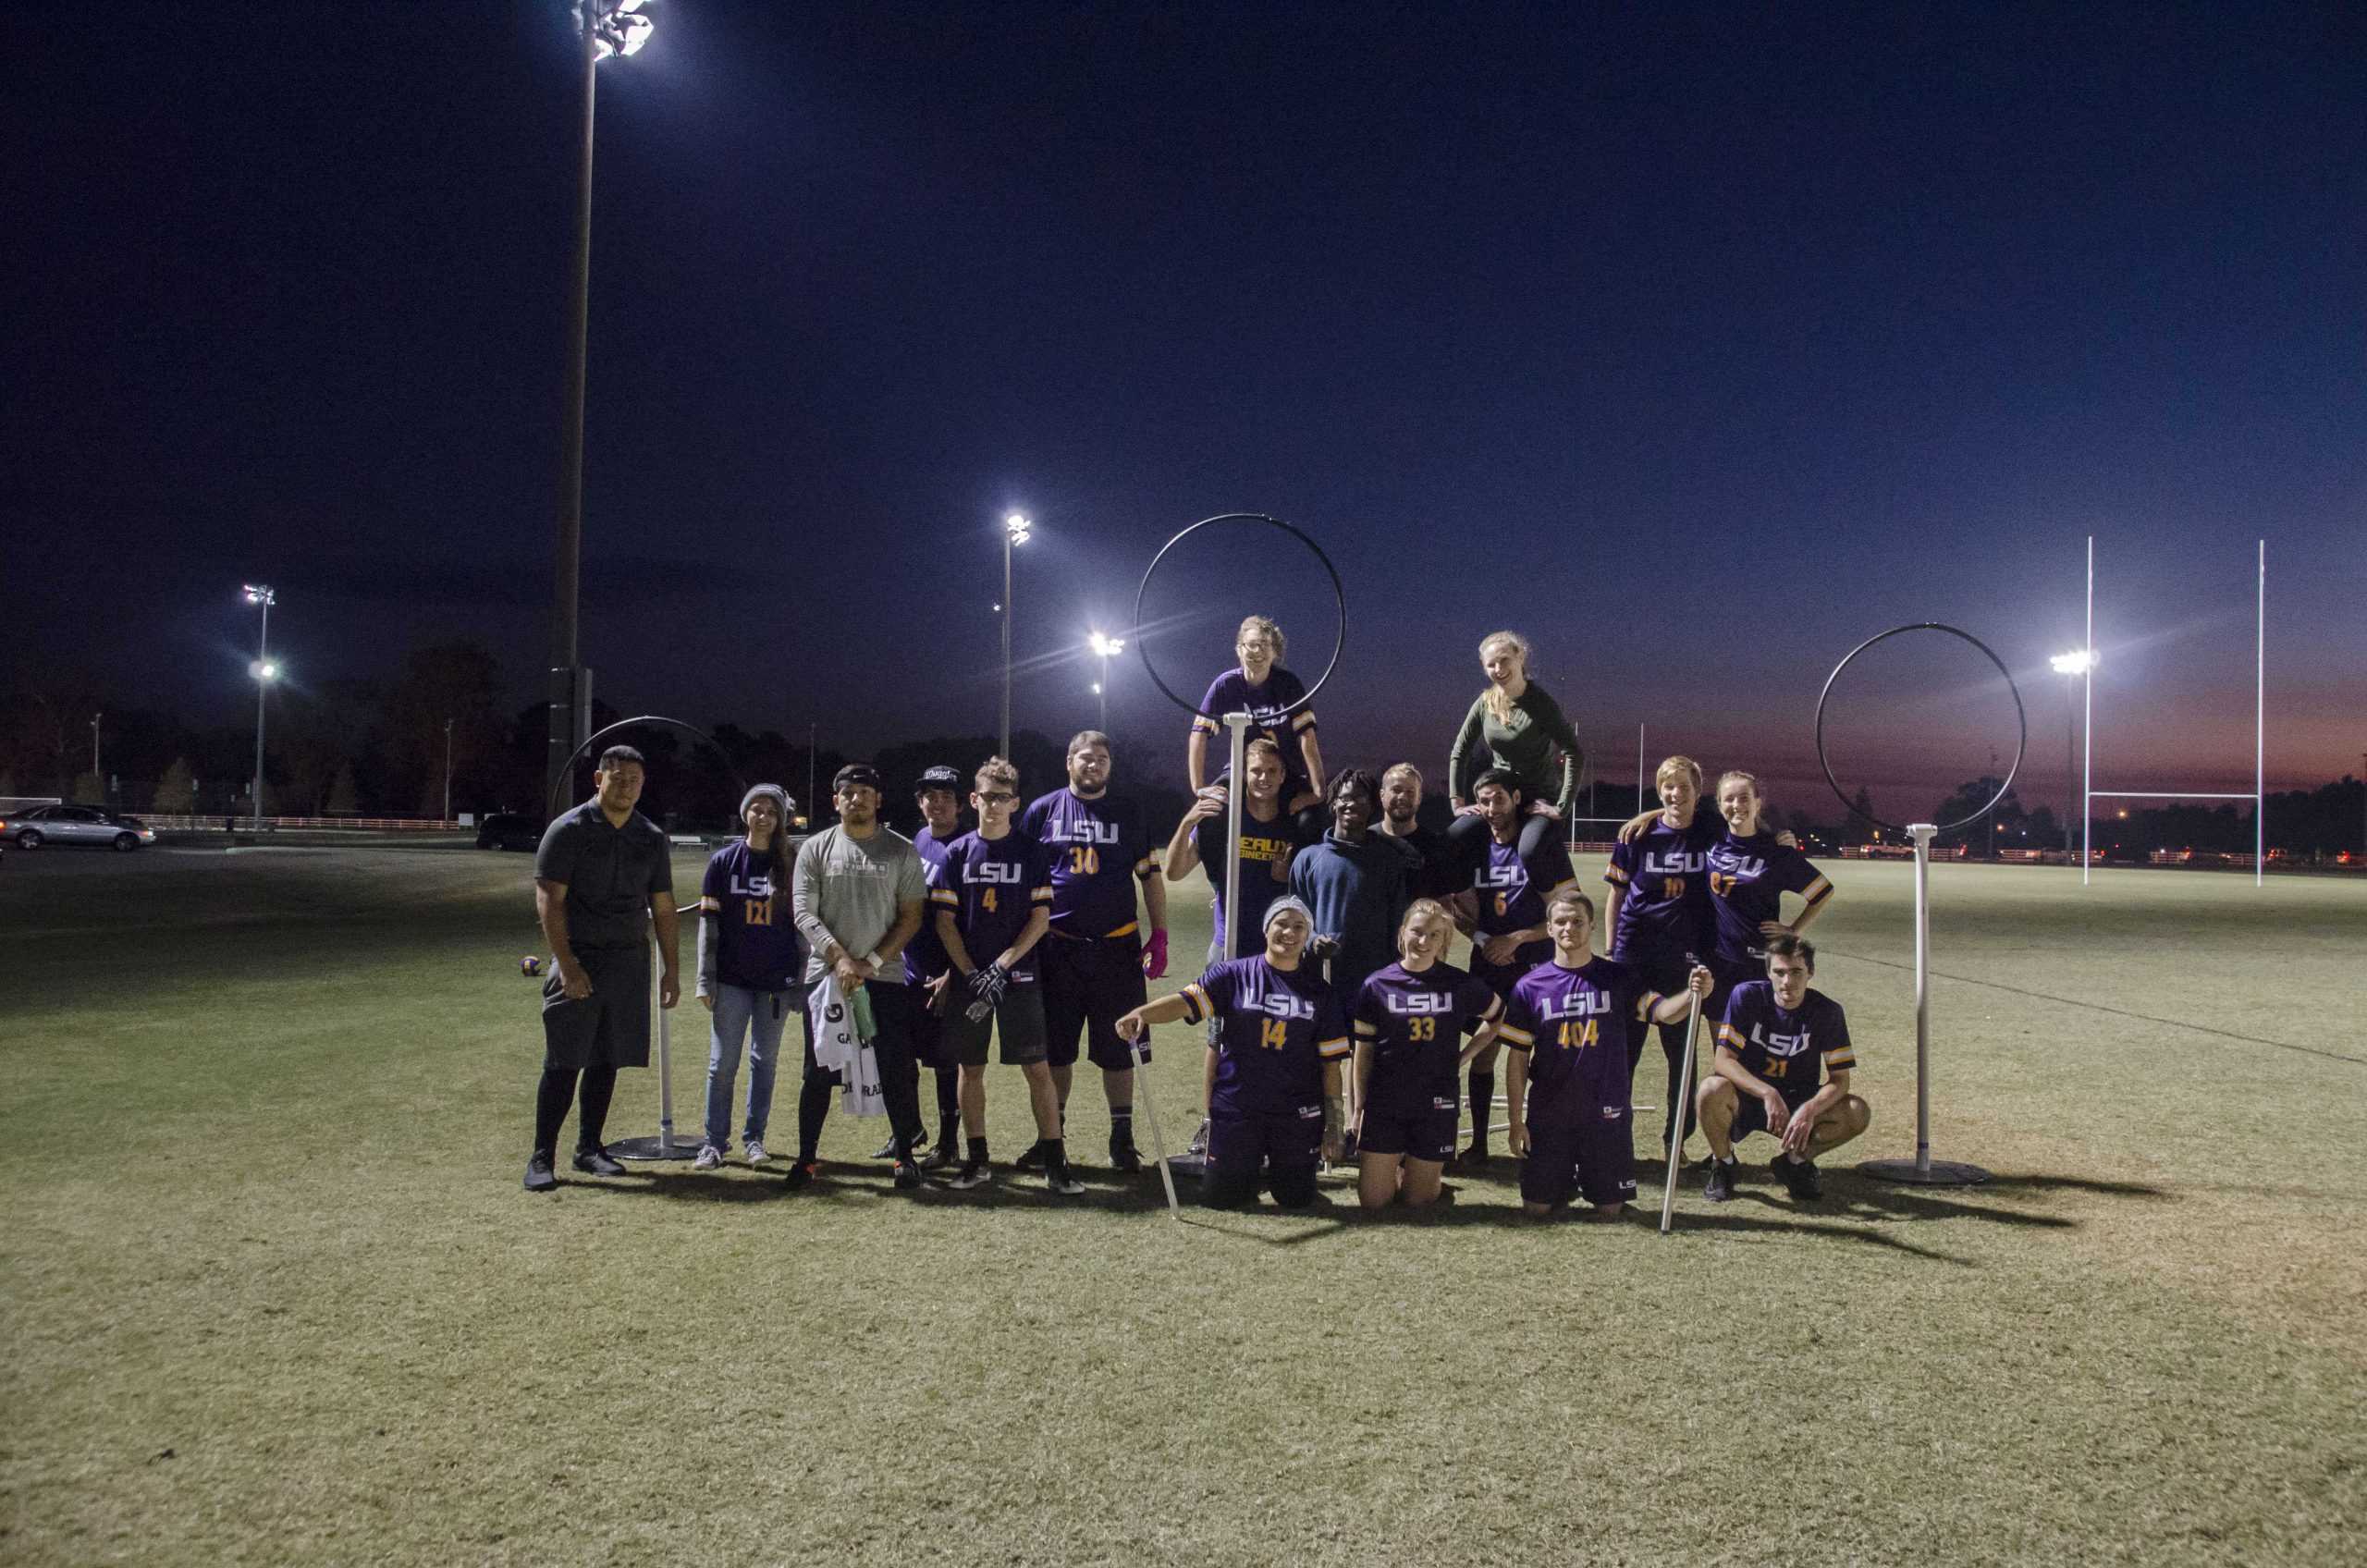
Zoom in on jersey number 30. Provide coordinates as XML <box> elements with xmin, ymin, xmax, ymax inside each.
<box><xmin>1070</xmin><ymin>846</ymin><xmax>1100</xmax><ymax>876</ymax></box>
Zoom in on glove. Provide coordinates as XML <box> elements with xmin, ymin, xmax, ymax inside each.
<box><xmin>1141</xmin><ymin>929</ymin><xmax>1169</xmax><ymax>980</ymax></box>
<box><xmin>963</xmin><ymin>962</ymin><xmax>1010</xmax><ymax>1023</ymax></box>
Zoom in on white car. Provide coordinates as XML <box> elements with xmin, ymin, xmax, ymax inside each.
<box><xmin>3</xmin><ymin>805</ymin><xmax>157</xmax><ymax>851</ymax></box>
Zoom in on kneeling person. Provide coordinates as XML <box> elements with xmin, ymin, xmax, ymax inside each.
<box><xmin>930</xmin><ymin>758</ymin><xmax>1079</xmax><ymax>1194</ymax></box>
<box><xmin>1353</xmin><ymin>900</ymin><xmax>1502</xmax><ymax>1213</ymax></box>
<box><xmin>1698</xmin><ymin>934</ymin><xmax>1870</xmax><ymax>1201</ymax></box>
<box><xmin>1500</xmin><ymin>889</ymin><xmax>1711</xmax><ymax>1220</ymax></box>
<box><xmin>1115</xmin><ymin>898</ymin><xmax>1348</xmax><ymax>1210</ymax></box>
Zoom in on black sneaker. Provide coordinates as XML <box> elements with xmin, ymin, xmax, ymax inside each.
<box><xmin>1108</xmin><ymin>1133</ymin><xmax>1143</xmax><ymax>1173</ymax></box>
<box><xmin>920</xmin><ymin>1141</ymin><xmax>956</xmax><ymax>1171</ymax></box>
<box><xmin>1044</xmin><ymin>1158</ymin><xmax>1085</xmax><ymax>1196</ymax></box>
<box><xmin>1779</xmin><ymin>1155</ymin><xmax>1823</xmax><ymax>1200</ymax></box>
<box><xmin>1186</xmin><ymin>1119</ymin><xmax>1211</xmax><ymax>1158</ymax></box>
<box><xmin>1338</xmin><ymin>1128</ymin><xmax>1360</xmax><ymax>1162</ymax></box>
<box><xmin>523</xmin><ymin>1152</ymin><xmax>557</xmax><ymax>1193</ymax></box>
<box><xmin>950</xmin><ymin>1156</ymin><xmax>992</xmax><ymax>1191</ymax></box>
<box><xmin>894</xmin><ymin>1158</ymin><xmax>923</xmax><ymax>1190</ymax></box>
<box><xmin>871</xmin><ymin>1137</ymin><xmax>901</xmax><ymax>1160</ymax></box>
<box><xmin>1703</xmin><ymin>1158</ymin><xmax>1739</xmax><ymax>1203</ymax></box>
<box><xmin>571</xmin><ymin>1146</ymin><xmax>625</xmax><ymax>1177</ymax></box>
<box><xmin>1012</xmin><ymin>1140</ymin><xmax>1048</xmax><ymax>1172</ymax></box>
<box><xmin>1458</xmin><ymin>1144</ymin><xmax>1492</xmax><ymax>1170</ymax></box>
<box><xmin>781</xmin><ymin>1159</ymin><xmax>819</xmax><ymax>1191</ymax></box>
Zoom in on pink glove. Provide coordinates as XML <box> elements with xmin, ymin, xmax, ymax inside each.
<box><xmin>1141</xmin><ymin>928</ymin><xmax>1170</xmax><ymax>980</ymax></box>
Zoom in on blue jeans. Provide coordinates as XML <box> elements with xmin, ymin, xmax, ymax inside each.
<box><xmin>704</xmin><ymin>983</ymin><xmax>799</xmax><ymax>1148</ymax></box>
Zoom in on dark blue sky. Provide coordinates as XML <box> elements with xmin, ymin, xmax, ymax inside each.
<box><xmin>6</xmin><ymin>1</ymin><xmax>2361</xmax><ymax>815</ymax></box>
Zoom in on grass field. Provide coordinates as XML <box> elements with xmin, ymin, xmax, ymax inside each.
<box><xmin>4</xmin><ymin>842</ymin><xmax>2363</xmax><ymax>1566</ymax></box>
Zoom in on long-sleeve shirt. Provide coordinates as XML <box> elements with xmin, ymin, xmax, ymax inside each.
<box><xmin>1447</xmin><ymin>683</ymin><xmax>1585</xmax><ymax>812</ymax></box>
<box><xmin>791</xmin><ymin>824</ymin><xmax>926</xmax><ymax>986</ymax></box>
<box><xmin>1289</xmin><ymin>832</ymin><xmax>1416</xmax><ymax>1017</ymax></box>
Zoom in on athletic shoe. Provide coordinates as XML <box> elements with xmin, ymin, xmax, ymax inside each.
<box><xmin>950</xmin><ymin>1156</ymin><xmax>992</xmax><ymax>1191</ymax></box>
<box><xmin>742</xmin><ymin>1138</ymin><xmax>768</xmax><ymax>1166</ymax></box>
<box><xmin>1458</xmin><ymin>1144</ymin><xmax>1492</xmax><ymax>1170</ymax></box>
<box><xmin>781</xmin><ymin>1159</ymin><xmax>819</xmax><ymax>1191</ymax></box>
<box><xmin>572</xmin><ymin>1146</ymin><xmax>626</xmax><ymax>1177</ymax></box>
<box><xmin>920</xmin><ymin>1140</ymin><xmax>956</xmax><ymax>1170</ymax></box>
<box><xmin>894</xmin><ymin>1158</ymin><xmax>923</xmax><ymax>1190</ymax></box>
<box><xmin>1044</xmin><ymin>1158</ymin><xmax>1085</xmax><ymax>1196</ymax></box>
<box><xmin>523</xmin><ymin>1152</ymin><xmax>557</xmax><ymax>1193</ymax></box>
<box><xmin>1187</xmin><ymin>1119</ymin><xmax>1211</xmax><ymax>1158</ymax></box>
<box><xmin>872</xmin><ymin>1137</ymin><xmax>901</xmax><ymax>1160</ymax></box>
<box><xmin>1779</xmin><ymin>1155</ymin><xmax>1823</xmax><ymax>1200</ymax></box>
<box><xmin>693</xmin><ymin>1145</ymin><xmax>723</xmax><ymax>1171</ymax></box>
<box><xmin>1012</xmin><ymin>1140</ymin><xmax>1048</xmax><ymax>1172</ymax></box>
<box><xmin>1338</xmin><ymin>1129</ymin><xmax>1360</xmax><ymax>1162</ymax></box>
<box><xmin>1703</xmin><ymin>1158</ymin><xmax>1739</xmax><ymax>1203</ymax></box>
<box><xmin>1108</xmin><ymin>1133</ymin><xmax>1143</xmax><ymax>1173</ymax></box>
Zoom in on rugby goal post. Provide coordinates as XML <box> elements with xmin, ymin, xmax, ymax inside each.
<box><xmin>2080</xmin><ymin>536</ymin><xmax>2267</xmax><ymax>887</ymax></box>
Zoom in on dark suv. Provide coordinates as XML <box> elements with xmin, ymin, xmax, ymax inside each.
<box><xmin>475</xmin><ymin>813</ymin><xmax>544</xmax><ymax>851</ymax></box>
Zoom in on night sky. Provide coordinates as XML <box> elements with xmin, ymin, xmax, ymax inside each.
<box><xmin>6</xmin><ymin>1</ymin><xmax>2361</xmax><ymax>818</ymax></box>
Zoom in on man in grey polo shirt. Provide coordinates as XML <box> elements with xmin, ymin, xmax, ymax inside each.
<box><xmin>785</xmin><ymin>763</ymin><xmax>930</xmax><ymax>1191</ymax></box>
<box><xmin>525</xmin><ymin>744</ymin><xmax>680</xmax><ymax>1192</ymax></box>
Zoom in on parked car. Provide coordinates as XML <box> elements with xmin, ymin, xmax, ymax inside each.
<box><xmin>2</xmin><ymin>804</ymin><xmax>157</xmax><ymax>851</ymax></box>
<box><xmin>476</xmin><ymin>812</ymin><xmax>545</xmax><ymax>851</ymax></box>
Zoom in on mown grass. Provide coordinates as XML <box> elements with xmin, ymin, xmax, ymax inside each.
<box><xmin>2</xmin><ymin>845</ymin><xmax>2361</xmax><ymax>1566</ymax></box>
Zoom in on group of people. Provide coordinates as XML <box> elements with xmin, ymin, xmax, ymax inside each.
<box><xmin>522</xmin><ymin>619</ymin><xmax>1872</xmax><ymax>1219</ymax></box>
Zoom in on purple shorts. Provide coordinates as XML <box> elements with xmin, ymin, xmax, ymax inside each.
<box><xmin>1359</xmin><ymin>1096</ymin><xmax>1458</xmax><ymax>1163</ymax></box>
<box><xmin>1041</xmin><ymin>933</ymin><xmax>1149</xmax><ymax>1071</ymax></box>
<box><xmin>1520</xmin><ymin>1109</ymin><xmax>1637</xmax><ymax>1209</ymax></box>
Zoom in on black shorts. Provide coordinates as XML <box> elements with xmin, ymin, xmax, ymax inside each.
<box><xmin>1359</xmin><ymin>1097</ymin><xmax>1458</xmax><ymax>1163</ymax></box>
<box><xmin>943</xmin><ymin>982</ymin><xmax>1049</xmax><ymax>1067</ymax></box>
<box><xmin>540</xmin><ymin>945</ymin><xmax>651</xmax><ymax>1071</ymax></box>
<box><xmin>905</xmin><ymin>980</ymin><xmax>955</xmax><ymax>1070</ymax></box>
<box><xmin>1519</xmin><ymin>1110</ymin><xmax>1637</xmax><ymax>1209</ymax></box>
<box><xmin>1041</xmin><ymin>932</ymin><xmax>1149</xmax><ymax>1071</ymax></box>
<box><xmin>1705</xmin><ymin>951</ymin><xmax>1761</xmax><ymax>1018</ymax></box>
<box><xmin>1728</xmin><ymin>1091</ymin><xmax>1810</xmax><ymax>1144</ymax></box>
<box><xmin>1204</xmin><ymin>1107</ymin><xmax>1322</xmax><ymax>1208</ymax></box>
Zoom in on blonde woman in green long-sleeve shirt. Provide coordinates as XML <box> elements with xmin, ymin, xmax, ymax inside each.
<box><xmin>1444</xmin><ymin>631</ymin><xmax>1587</xmax><ymax>871</ymax></box>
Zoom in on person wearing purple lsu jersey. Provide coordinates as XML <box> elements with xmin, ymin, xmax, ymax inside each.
<box><xmin>902</xmin><ymin>764</ymin><xmax>966</xmax><ymax>1168</ymax></box>
<box><xmin>1020</xmin><ymin>729</ymin><xmax>1168</xmax><ymax>1173</ymax></box>
<box><xmin>1116</xmin><ymin>897</ymin><xmax>1348</xmax><ymax>1209</ymax></box>
<box><xmin>1702</xmin><ymin>771</ymin><xmax>1834</xmax><ymax>1009</ymax></box>
<box><xmin>1602</xmin><ymin>754</ymin><xmax>1721</xmax><ymax>1162</ymax></box>
<box><xmin>1185</xmin><ymin>615</ymin><xmax>1329</xmax><ymax>843</ymax></box>
<box><xmin>1353</xmin><ymin>900</ymin><xmax>1502</xmax><ymax>1212</ymax></box>
<box><xmin>1499</xmin><ymin>889</ymin><xmax>1712</xmax><ymax>1219</ymax></box>
<box><xmin>693</xmin><ymin>784</ymin><xmax>805</xmax><ymax>1171</ymax></box>
<box><xmin>1698</xmin><ymin>934</ymin><xmax>1870</xmax><ymax>1201</ymax></box>
<box><xmin>1449</xmin><ymin>767</ymin><xmax>1576</xmax><ymax>1170</ymax></box>
<box><xmin>931</xmin><ymin>758</ymin><xmax>1080</xmax><ymax>1194</ymax></box>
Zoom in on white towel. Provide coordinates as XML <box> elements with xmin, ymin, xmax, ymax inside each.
<box><xmin>806</xmin><ymin>976</ymin><xmax>887</xmax><ymax>1119</ymax></box>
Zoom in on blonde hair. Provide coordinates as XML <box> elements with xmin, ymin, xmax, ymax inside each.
<box><xmin>975</xmin><ymin>756</ymin><xmax>1020</xmax><ymax>794</ymax></box>
<box><xmin>1656</xmin><ymin>755</ymin><xmax>1703</xmax><ymax>791</ymax></box>
<box><xmin>1244</xmin><ymin>737</ymin><xmax>1286</xmax><ymax>764</ymax></box>
<box><xmin>1478</xmin><ymin>631</ymin><xmax>1531</xmax><ymax>725</ymax></box>
<box><xmin>1237</xmin><ymin>616</ymin><xmax>1285</xmax><ymax>662</ymax></box>
<box><xmin>1382</xmin><ymin>762</ymin><xmax>1423</xmax><ymax>789</ymax></box>
<box><xmin>1716</xmin><ymin>770</ymin><xmax>1762</xmax><ymax>802</ymax></box>
<box><xmin>1397</xmin><ymin>898</ymin><xmax>1456</xmax><ymax>949</ymax></box>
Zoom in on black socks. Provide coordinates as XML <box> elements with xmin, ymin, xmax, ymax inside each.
<box><xmin>1467</xmin><ymin>1070</ymin><xmax>1494</xmax><ymax>1153</ymax></box>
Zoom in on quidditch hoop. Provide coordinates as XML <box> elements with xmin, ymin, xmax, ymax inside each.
<box><xmin>1134</xmin><ymin>513</ymin><xmax>1346</xmax><ymax>720</ymax></box>
<box><xmin>1815</xmin><ymin>623</ymin><xmax>2027</xmax><ymax>837</ymax></box>
<box><xmin>546</xmin><ymin>715</ymin><xmax>748</xmax><ymax>820</ymax></box>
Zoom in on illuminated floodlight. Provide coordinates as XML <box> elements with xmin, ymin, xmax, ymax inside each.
<box><xmin>251</xmin><ymin>660</ymin><xmax>281</xmax><ymax>681</ymax></box>
<box><xmin>590</xmin><ymin>0</ymin><xmax>654</xmax><ymax>60</ymax></box>
<box><xmin>1088</xmin><ymin>631</ymin><xmax>1125</xmax><ymax>659</ymax></box>
<box><xmin>2049</xmin><ymin>648</ymin><xmax>2094</xmax><ymax>676</ymax></box>
<box><xmin>242</xmin><ymin>583</ymin><xmax>276</xmax><ymax>606</ymax></box>
<box><xmin>1004</xmin><ymin>512</ymin><xmax>1032</xmax><ymax>545</ymax></box>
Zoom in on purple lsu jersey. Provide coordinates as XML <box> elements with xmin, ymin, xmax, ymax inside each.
<box><xmin>1192</xmin><ymin>666</ymin><xmax>1317</xmax><ymax>794</ymax></box>
<box><xmin>905</xmin><ymin>826</ymin><xmax>954</xmax><ymax>985</ymax></box>
<box><xmin>1717</xmin><ymin>981</ymin><xmax>1855</xmax><ymax>1109</ymax></box>
<box><xmin>699</xmin><ymin>840</ymin><xmax>804</xmax><ymax>991</ymax></box>
<box><xmin>1179</xmin><ymin>956</ymin><xmax>1349</xmax><ymax>1119</ymax></box>
<box><xmin>1604</xmin><ymin>810</ymin><xmax>1719</xmax><ymax>961</ymax></box>
<box><xmin>1473</xmin><ymin>835</ymin><xmax>1576</xmax><ymax>939</ymax></box>
<box><xmin>1354</xmin><ymin>961</ymin><xmax>1502</xmax><ymax>1121</ymax></box>
<box><xmin>926</xmin><ymin>830</ymin><xmax>1053</xmax><ymax>982</ymax></box>
<box><xmin>1497</xmin><ymin>958</ymin><xmax>1669</xmax><ymax>1130</ymax></box>
<box><xmin>1021</xmin><ymin>788</ymin><xmax>1157</xmax><ymax>939</ymax></box>
<box><xmin>1706</xmin><ymin>832</ymin><xmax>1831</xmax><ymax>962</ymax></box>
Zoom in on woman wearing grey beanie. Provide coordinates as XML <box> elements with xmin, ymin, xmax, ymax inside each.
<box><xmin>693</xmin><ymin>784</ymin><xmax>806</xmax><ymax>1169</ymax></box>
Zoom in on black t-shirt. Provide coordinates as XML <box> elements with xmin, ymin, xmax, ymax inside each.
<box><xmin>535</xmin><ymin>800</ymin><xmax>674</xmax><ymax>950</ymax></box>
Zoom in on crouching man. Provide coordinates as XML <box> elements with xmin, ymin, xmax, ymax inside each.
<box><xmin>1698</xmin><ymin>934</ymin><xmax>1870</xmax><ymax>1202</ymax></box>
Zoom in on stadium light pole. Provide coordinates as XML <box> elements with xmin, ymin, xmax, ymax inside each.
<box><xmin>547</xmin><ymin>1</ymin><xmax>656</xmax><ymax>816</ymax></box>
<box><xmin>2050</xmin><ymin>649</ymin><xmax>2093</xmax><ymax>856</ymax></box>
<box><xmin>1000</xmin><ymin>513</ymin><xmax>1031</xmax><ymax>756</ymax></box>
<box><xmin>443</xmin><ymin>717</ymin><xmax>455</xmax><ymax>824</ymax></box>
<box><xmin>1088</xmin><ymin>631</ymin><xmax>1124</xmax><ymax>735</ymax></box>
<box><xmin>243</xmin><ymin>585</ymin><xmax>277</xmax><ymax>828</ymax></box>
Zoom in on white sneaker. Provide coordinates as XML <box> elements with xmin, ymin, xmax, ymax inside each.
<box><xmin>743</xmin><ymin>1138</ymin><xmax>769</xmax><ymax>1166</ymax></box>
<box><xmin>693</xmin><ymin>1145</ymin><xmax>723</xmax><ymax>1170</ymax></box>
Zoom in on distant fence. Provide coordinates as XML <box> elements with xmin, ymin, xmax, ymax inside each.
<box><xmin>142</xmin><ymin>815</ymin><xmax>460</xmax><ymax>832</ymax></box>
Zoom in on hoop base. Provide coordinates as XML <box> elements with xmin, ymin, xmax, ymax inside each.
<box><xmin>1164</xmin><ymin>1154</ymin><xmax>1210</xmax><ymax>1180</ymax></box>
<box><xmin>608</xmin><ymin>1133</ymin><xmax>702</xmax><ymax>1162</ymax></box>
<box><xmin>1858</xmin><ymin>1157</ymin><xmax>1993</xmax><ymax>1186</ymax></box>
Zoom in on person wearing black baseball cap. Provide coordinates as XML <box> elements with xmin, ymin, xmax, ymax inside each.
<box><xmin>901</xmin><ymin>764</ymin><xmax>967</xmax><ymax>1166</ymax></box>
<box><xmin>782</xmin><ymin>762</ymin><xmax>930</xmax><ymax>1190</ymax></box>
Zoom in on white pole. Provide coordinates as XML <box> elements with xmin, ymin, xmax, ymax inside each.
<box><xmin>1658</xmin><ymin>994</ymin><xmax>1705</xmax><ymax>1235</ymax></box>
<box><xmin>1128</xmin><ymin>1034</ymin><xmax>1182</xmax><ymax>1220</ymax></box>
<box><xmin>251</xmin><ymin>594</ymin><xmax>271</xmax><ymax>829</ymax></box>
<box><xmin>1221</xmin><ymin>714</ymin><xmax>1251</xmax><ymax>962</ymax></box>
<box><xmin>1635</xmin><ymin>722</ymin><xmax>1644</xmax><ymax>812</ymax></box>
<box><xmin>1908</xmin><ymin>823</ymin><xmax>1935</xmax><ymax>1176</ymax></box>
<box><xmin>2255</xmin><ymin>538</ymin><xmax>2265</xmax><ymax>888</ymax></box>
<box><xmin>2082</xmin><ymin>535</ymin><xmax>2093</xmax><ymax>886</ymax></box>
<box><xmin>652</xmin><ymin>937</ymin><xmax>681</xmax><ymax>1157</ymax></box>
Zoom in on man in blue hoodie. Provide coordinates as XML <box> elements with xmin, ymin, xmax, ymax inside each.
<box><xmin>1289</xmin><ymin>767</ymin><xmax>1416</xmax><ymax>1149</ymax></box>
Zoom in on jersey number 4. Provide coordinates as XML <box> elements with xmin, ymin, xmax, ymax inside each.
<box><xmin>980</xmin><ymin>888</ymin><xmax>998</xmax><ymax>913</ymax></box>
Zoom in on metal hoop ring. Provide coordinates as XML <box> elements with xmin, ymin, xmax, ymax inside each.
<box><xmin>1132</xmin><ymin>513</ymin><xmax>1346</xmax><ymax>721</ymax></box>
<box><xmin>1815</xmin><ymin>623</ymin><xmax>2028</xmax><ymax>837</ymax></box>
<box><xmin>546</xmin><ymin>715</ymin><xmax>749</xmax><ymax>821</ymax></box>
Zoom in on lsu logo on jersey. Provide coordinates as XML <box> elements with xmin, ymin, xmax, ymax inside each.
<box><xmin>1708</xmin><ymin>845</ymin><xmax>1766</xmax><ymax>881</ymax></box>
<box><xmin>1039</xmin><ymin>818</ymin><xmax>1121</xmax><ymax>847</ymax></box>
<box><xmin>1384</xmin><ymin>991</ymin><xmax>1453</xmax><ymax>1016</ymax></box>
<box><xmin>1474</xmin><ymin>863</ymin><xmax>1525</xmax><ymax>891</ymax></box>
<box><xmin>1541</xmin><ymin>988</ymin><xmax>1612</xmax><ymax>1021</ymax></box>
<box><xmin>965</xmin><ymin>860</ymin><xmax>1024</xmax><ymax>885</ymax></box>
<box><xmin>1257</xmin><ymin>990</ymin><xmax>1318</xmax><ymax>1023</ymax></box>
<box><xmin>1642</xmin><ymin>851</ymin><xmax>1702</xmax><ymax>877</ymax></box>
<box><xmin>1749</xmin><ymin>1023</ymin><xmax>1810</xmax><ymax>1058</ymax></box>
<box><xmin>728</xmin><ymin>872</ymin><xmax>775</xmax><ymax>898</ymax></box>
